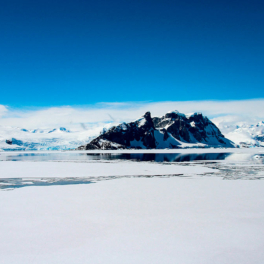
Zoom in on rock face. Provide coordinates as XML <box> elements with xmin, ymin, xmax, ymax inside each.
<box><xmin>77</xmin><ymin>110</ymin><xmax>236</xmax><ymax>150</ymax></box>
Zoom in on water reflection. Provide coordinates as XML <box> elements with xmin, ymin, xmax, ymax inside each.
<box><xmin>87</xmin><ymin>153</ymin><xmax>232</xmax><ymax>162</ymax></box>
<box><xmin>0</xmin><ymin>152</ymin><xmax>233</xmax><ymax>162</ymax></box>
<box><xmin>0</xmin><ymin>152</ymin><xmax>263</xmax><ymax>164</ymax></box>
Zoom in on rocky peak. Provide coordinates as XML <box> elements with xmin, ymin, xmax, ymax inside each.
<box><xmin>77</xmin><ymin>110</ymin><xmax>235</xmax><ymax>150</ymax></box>
<box><xmin>143</xmin><ymin>111</ymin><xmax>151</xmax><ymax>119</ymax></box>
<box><xmin>164</xmin><ymin>110</ymin><xmax>185</xmax><ymax>119</ymax></box>
<box><xmin>141</xmin><ymin>111</ymin><xmax>154</xmax><ymax>129</ymax></box>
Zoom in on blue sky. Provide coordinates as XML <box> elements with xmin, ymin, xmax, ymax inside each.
<box><xmin>1</xmin><ymin>0</ymin><xmax>264</xmax><ymax>107</ymax></box>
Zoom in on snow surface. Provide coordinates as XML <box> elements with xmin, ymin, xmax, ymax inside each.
<box><xmin>1</xmin><ymin>176</ymin><xmax>264</xmax><ymax>264</ymax></box>
<box><xmin>185</xmin><ymin>112</ymin><xmax>202</xmax><ymax>118</ymax></box>
<box><xmin>0</xmin><ymin>160</ymin><xmax>215</xmax><ymax>178</ymax></box>
<box><xmin>1</xmin><ymin>148</ymin><xmax>264</xmax><ymax>263</ymax></box>
<box><xmin>137</xmin><ymin>118</ymin><xmax>147</xmax><ymax>127</ymax></box>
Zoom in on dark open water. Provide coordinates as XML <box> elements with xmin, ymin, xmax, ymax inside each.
<box><xmin>0</xmin><ymin>152</ymin><xmax>233</xmax><ymax>162</ymax></box>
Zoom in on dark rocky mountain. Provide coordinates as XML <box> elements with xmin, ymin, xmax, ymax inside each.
<box><xmin>77</xmin><ymin>110</ymin><xmax>236</xmax><ymax>150</ymax></box>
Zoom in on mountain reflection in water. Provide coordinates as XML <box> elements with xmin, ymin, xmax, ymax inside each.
<box><xmin>86</xmin><ymin>153</ymin><xmax>232</xmax><ymax>162</ymax></box>
<box><xmin>2</xmin><ymin>152</ymin><xmax>263</xmax><ymax>163</ymax></box>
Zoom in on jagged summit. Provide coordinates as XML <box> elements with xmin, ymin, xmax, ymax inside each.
<box><xmin>165</xmin><ymin>110</ymin><xmax>186</xmax><ymax>118</ymax></box>
<box><xmin>143</xmin><ymin>111</ymin><xmax>151</xmax><ymax>119</ymax></box>
<box><xmin>77</xmin><ymin>110</ymin><xmax>236</xmax><ymax>150</ymax></box>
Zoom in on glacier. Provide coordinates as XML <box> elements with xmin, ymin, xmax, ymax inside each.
<box><xmin>216</xmin><ymin>120</ymin><xmax>264</xmax><ymax>148</ymax></box>
<box><xmin>0</xmin><ymin>125</ymin><xmax>96</xmax><ymax>151</ymax></box>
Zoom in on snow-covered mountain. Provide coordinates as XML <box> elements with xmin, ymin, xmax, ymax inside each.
<box><xmin>4</xmin><ymin>111</ymin><xmax>262</xmax><ymax>151</ymax></box>
<box><xmin>221</xmin><ymin>121</ymin><xmax>264</xmax><ymax>147</ymax></box>
<box><xmin>78</xmin><ymin>111</ymin><xmax>235</xmax><ymax>150</ymax></box>
<box><xmin>0</xmin><ymin>126</ymin><xmax>96</xmax><ymax>151</ymax></box>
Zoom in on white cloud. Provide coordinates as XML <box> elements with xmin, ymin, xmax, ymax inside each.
<box><xmin>0</xmin><ymin>105</ymin><xmax>8</xmax><ymax>117</ymax></box>
<box><xmin>0</xmin><ymin>99</ymin><xmax>264</xmax><ymax>129</ymax></box>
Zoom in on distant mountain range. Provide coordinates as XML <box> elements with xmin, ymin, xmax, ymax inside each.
<box><xmin>1</xmin><ymin>111</ymin><xmax>264</xmax><ymax>151</ymax></box>
<box><xmin>0</xmin><ymin>126</ymin><xmax>93</xmax><ymax>151</ymax></box>
<box><xmin>77</xmin><ymin>111</ymin><xmax>236</xmax><ymax>150</ymax></box>
<box><xmin>222</xmin><ymin>121</ymin><xmax>264</xmax><ymax>148</ymax></box>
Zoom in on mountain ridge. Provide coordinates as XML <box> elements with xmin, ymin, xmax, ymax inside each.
<box><xmin>78</xmin><ymin>110</ymin><xmax>236</xmax><ymax>150</ymax></box>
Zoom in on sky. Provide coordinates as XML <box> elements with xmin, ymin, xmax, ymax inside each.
<box><xmin>1</xmin><ymin>0</ymin><xmax>264</xmax><ymax>108</ymax></box>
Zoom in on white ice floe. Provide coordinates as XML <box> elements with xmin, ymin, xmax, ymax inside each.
<box><xmin>1</xmin><ymin>176</ymin><xmax>264</xmax><ymax>264</ymax></box>
<box><xmin>0</xmin><ymin>160</ymin><xmax>216</xmax><ymax>179</ymax></box>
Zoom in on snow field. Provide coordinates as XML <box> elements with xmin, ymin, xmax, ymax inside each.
<box><xmin>0</xmin><ymin>160</ymin><xmax>216</xmax><ymax>178</ymax></box>
<box><xmin>1</xmin><ymin>177</ymin><xmax>264</xmax><ymax>264</ymax></box>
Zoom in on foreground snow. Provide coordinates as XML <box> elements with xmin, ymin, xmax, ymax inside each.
<box><xmin>1</xmin><ymin>177</ymin><xmax>264</xmax><ymax>264</ymax></box>
<box><xmin>1</xmin><ymin>149</ymin><xmax>264</xmax><ymax>263</ymax></box>
<box><xmin>0</xmin><ymin>160</ymin><xmax>216</xmax><ymax>178</ymax></box>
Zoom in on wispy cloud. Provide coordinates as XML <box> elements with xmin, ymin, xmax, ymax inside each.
<box><xmin>0</xmin><ymin>105</ymin><xmax>8</xmax><ymax>117</ymax></box>
<box><xmin>0</xmin><ymin>99</ymin><xmax>264</xmax><ymax>129</ymax></box>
